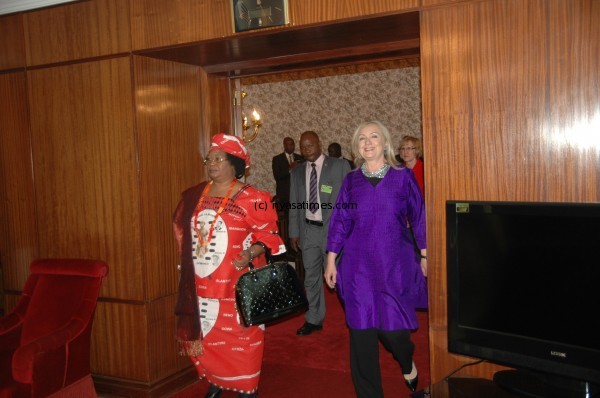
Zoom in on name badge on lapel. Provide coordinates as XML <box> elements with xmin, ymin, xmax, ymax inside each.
<box><xmin>321</xmin><ymin>184</ymin><xmax>333</xmax><ymax>194</ymax></box>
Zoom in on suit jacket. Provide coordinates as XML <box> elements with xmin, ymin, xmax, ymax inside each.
<box><xmin>343</xmin><ymin>157</ymin><xmax>356</xmax><ymax>169</ymax></box>
<box><xmin>289</xmin><ymin>155</ymin><xmax>351</xmax><ymax>247</ymax></box>
<box><xmin>272</xmin><ymin>152</ymin><xmax>303</xmax><ymax>204</ymax></box>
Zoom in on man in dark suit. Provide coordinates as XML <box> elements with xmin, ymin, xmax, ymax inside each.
<box><xmin>289</xmin><ymin>131</ymin><xmax>351</xmax><ymax>336</ymax></box>
<box><xmin>328</xmin><ymin>142</ymin><xmax>355</xmax><ymax>169</ymax></box>
<box><xmin>272</xmin><ymin>137</ymin><xmax>303</xmax><ymax>210</ymax></box>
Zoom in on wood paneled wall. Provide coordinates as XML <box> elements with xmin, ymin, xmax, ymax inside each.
<box><xmin>130</xmin><ymin>0</ymin><xmax>231</xmax><ymax>50</ymax></box>
<box><xmin>28</xmin><ymin>58</ymin><xmax>142</xmax><ymax>299</ymax></box>
<box><xmin>1</xmin><ymin>0</ymin><xmax>598</xmax><ymax>394</ymax></box>
<box><xmin>0</xmin><ymin>14</ymin><xmax>25</xmax><ymax>70</ymax></box>
<box><xmin>420</xmin><ymin>0</ymin><xmax>600</xmax><ymax>382</ymax></box>
<box><xmin>0</xmin><ymin>73</ymin><xmax>37</xmax><ymax>289</ymax></box>
<box><xmin>129</xmin><ymin>0</ymin><xmax>425</xmax><ymax>52</ymax></box>
<box><xmin>134</xmin><ymin>55</ymin><xmax>206</xmax><ymax>299</ymax></box>
<box><xmin>287</xmin><ymin>0</ymin><xmax>420</xmax><ymax>25</ymax></box>
<box><xmin>23</xmin><ymin>0</ymin><xmax>131</xmax><ymax>66</ymax></box>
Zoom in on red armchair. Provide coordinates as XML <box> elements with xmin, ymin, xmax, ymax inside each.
<box><xmin>0</xmin><ymin>259</ymin><xmax>108</xmax><ymax>398</ymax></box>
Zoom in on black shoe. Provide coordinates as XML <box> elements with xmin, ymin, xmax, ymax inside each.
<box><xmin>296</xmin><ymin>322</ymin><xmax>323</xmax><ymax>336</ymax></box>
<box><xmin>205</xmin><ymin>384</ymin><xmax>222</xmax><ymax>398</ymax></box>
<box><xmin>239</xmin><ymin>392</ymin><xmax>258</xmax><ymax>398</ymax></box>
<box><xmin>404</xmin><ymin>374</ymin><xmax>418</xmax><ymax>392</ymax></box>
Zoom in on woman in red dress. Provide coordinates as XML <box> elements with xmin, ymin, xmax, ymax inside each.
<box><xmin>173</xmin><ymin>134</ymin><xmax>285</xmax><ymax>398</ymax></box>
<box><xmin>398</xmin><ymin>135</ymin><xmax>425</xmax><ymax>196</ymax></box>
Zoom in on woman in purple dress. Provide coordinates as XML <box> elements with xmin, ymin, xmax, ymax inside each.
<box><xmin>324</xmin><ymin>121</ymin><xmax>428</xmax><ymax>397</ymax></box>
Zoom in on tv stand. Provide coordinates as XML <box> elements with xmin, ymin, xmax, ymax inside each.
<box><xmin>493</xmin><ymin>369</ymin><xmax>599</xmax><ymax>398</ymax></box>
<box><xmin>411</xmin><ymin>377</ymin><xmax>518</xmax><ymax>398</ymax></box>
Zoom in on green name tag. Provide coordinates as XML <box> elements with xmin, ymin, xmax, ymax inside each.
<box><xmin>321</xmin><ymin>184</ymin><xmax>332</xmax><ymax>194</ymax></box>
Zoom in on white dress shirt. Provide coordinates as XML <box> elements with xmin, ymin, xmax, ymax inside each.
<box><xmin>305</xmin><ymin>154</ymin><xmax>324</xmax><ymax>221</ymax></box>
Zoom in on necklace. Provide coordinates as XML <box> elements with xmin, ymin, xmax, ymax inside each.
<box><xmin>192</xmin><ymin>178</ymin><xmax>237</xmax><ymax>257</ymax></box>
<box><xmin>361</xmin><ymin>163</ymin><xmax>390</xmax><ymax>178</ymax></box>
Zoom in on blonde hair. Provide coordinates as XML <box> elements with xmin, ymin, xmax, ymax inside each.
<box><xmin>351</xmin><ymin>121</ymin><xmax>399</xmax><ymax>169</ymax></box>
<box><xmin>399</xmin><ymin>135</ymin><xmax>423</xmax><ymax>158</ymax></box>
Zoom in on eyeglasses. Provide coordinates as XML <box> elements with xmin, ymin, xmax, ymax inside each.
<box><xmin>400</xmin><ymin>147</ymin><xmax>417</xmax><ymax>151</ymax></box>
<box><xmin>203</xmin><ymin>156</ymin><xmax>227</xmax><ymax>165</ymax></box>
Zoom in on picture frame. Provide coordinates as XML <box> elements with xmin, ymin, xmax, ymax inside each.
<box><xmin>232</xmin><ymin>0</ymin><xmax>289</xmax><ymax>33</ymax></box>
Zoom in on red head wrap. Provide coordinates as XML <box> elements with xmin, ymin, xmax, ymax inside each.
<box><xmin>209</xmin><ymin>133</ymin><xmax>250</xmax><ymax>168</ymax></box>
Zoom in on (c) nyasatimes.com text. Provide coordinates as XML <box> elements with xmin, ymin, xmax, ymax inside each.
<box><xmin>254</xmin><ymin>201</ymin><xmax>358</xmax><ymax>212</ymax></box>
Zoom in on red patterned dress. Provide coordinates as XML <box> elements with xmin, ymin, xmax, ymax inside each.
<box><xmin>173</xmin><ymin>182</ymin><xmax>285</xmax><ymax>394</ymax></box>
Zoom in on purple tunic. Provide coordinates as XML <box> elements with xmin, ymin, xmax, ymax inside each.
<box><xmin>326</xmin><ymin>167</ymin><xmax>427</xmax><ymax>331</ymax></box>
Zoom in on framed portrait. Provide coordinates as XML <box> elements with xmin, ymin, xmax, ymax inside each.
<box><xmin>232</xmin><ymin>0</ymin><xmax>289</xmax><ymax>33</ymax></box>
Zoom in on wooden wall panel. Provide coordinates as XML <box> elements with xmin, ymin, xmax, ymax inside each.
<box><xmin>200</xmin><ymin>72</ymin><xmax>233</xmax><ymax>138</ymax></box>
<box><xmin>130</xmin><ymin>0</ymin><xmax>231</xmax><ymax>51</ymax></box>
<box><xmin>0</xmin><ymin>14</ymin><xmax>26</xmax><ymax>70</ymax></box>
<box><xmin>133</xmin><ymin>55</ymin><xmax>204</xmax><ymax>299</ymax></box>
<box><xmin>288</xmin><ymin>0</ymin><xmax>420</xmax><ymax>25</ymax></box>
<box><xmin>23</xmin><ymin>0</ymin><xmax>131</xmax><ymax>66</ymax></box>
<box><xmin>91</xmin><ymin>301</ymin><xmax>149</xmax><ymax>379</ymax></box>
<box><xmin>420</xmin><ymin>0</ymin><xmax>600</xmax><ymax>382</ymax></box>
<box><xmin>0</xmin><ymin>73</ymin><xmax>37</xmax><ymax>291</ymax></box>
<box><xmin>130</xmin><ymin>0</ymin><xmax>421</xmax><ymax>53</ymax></box>
<box><xmin>27</xmin><ymin>57</ymin><xmax>143</xmax><ymax>300</ymax></box>
<box><xmin>146</xmin><ymin>293</ymin><xmax>189</xmax><ymax>380</ymax></box>
<box><xmin>91</xmin><ymin>295</ymin><xmax>188</xmax><ymax>382</ymax></box>
<box><xmin>421</xmin><ymin>0</ymin><xmax>466</xmax><ymax>7</ymax></box>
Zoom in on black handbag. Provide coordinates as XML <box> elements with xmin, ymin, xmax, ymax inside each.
<box><xmin>235</xmin><ymin>258</ymin><xmax>308</xmax><ymax>327</ymax></box>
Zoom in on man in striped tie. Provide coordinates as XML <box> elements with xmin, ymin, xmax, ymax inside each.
<box><xmin>289</xmin><ymin>131</ymin><xmax>351</xmax><ymax>336</ymax></box>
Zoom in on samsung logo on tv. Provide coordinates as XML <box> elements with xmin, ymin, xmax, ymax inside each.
<box><xmin>550</xmin><ymin>350</ymin><xmax>567</xmax><ymax>358</ymax></box>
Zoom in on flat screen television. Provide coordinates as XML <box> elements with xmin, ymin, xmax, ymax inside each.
<box><xmin>446</xmin><ymin>201</ymin><xmax>600</xmax><ymax>398</ymax></box>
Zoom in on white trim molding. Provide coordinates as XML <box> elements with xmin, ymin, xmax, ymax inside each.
<box><xmin>0</xmin><ymin>0</ymin><xmax>79</xmax><ymax>16</ymax></box>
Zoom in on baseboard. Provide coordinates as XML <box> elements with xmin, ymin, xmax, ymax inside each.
<box><xmin>92</xmin><ymin>366</ymin><xmax>198</xmax><ymax>398</ymax></box>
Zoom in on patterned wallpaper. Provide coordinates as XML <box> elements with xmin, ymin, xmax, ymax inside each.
<box><xmin>240</xmin><ymin>60</ymin><xmax>422</xmax><ymax>195</ymax></box>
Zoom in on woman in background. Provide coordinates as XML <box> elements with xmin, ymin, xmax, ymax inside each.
<box><xmin>398</xmin><ymin>135</ymin><xmax>425</xmax><ymax>196</ymax></box>
<box><xmin>173</xmin><ymin>133</ymin><xmax>285</xmax><ymax>398</ymax></box>
<box><xmin>325</xmin><ymin>121</ymin><xmax>427</xmax><ymax>397</ymax></box>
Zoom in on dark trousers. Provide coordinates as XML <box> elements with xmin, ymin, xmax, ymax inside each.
<box><xmin>349</xmin><ymin>328</ymin><xmax>414</xmax><ymax>398</ymax></box>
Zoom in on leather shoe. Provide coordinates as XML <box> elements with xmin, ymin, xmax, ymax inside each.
<box><xmin>205</xmin><ymin>384</ymin><xmax>222</xmax><ymax>398</ymax></box>
<box><xmin>404</xmin><ymin>374</ymin><xmax>418</xmax><ymax>392</ymax></box>
<box><xmin>239</xmin><ymin>392</ymin><xmax>258</xmax><ymax>397</ymax></box>
<box><xmin>296</xmin><ymin>322</ymin><xmax>323</xmax><ymax>336</ymax></box>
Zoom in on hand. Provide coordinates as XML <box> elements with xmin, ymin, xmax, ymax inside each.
<box><xmin>290</xmin><ymin>237</ymin><xmax>299</xmax><ymax>252</ymax></box>
<box><xmin>232</xmin><ymin>249</ymin><xmax>251</xmax><ymax>270</ymax></box>
<box><xmin>420</xmin><ymin>257</ymin><xmax>428</xmax><ymax>277</ymax></box>
<box><xmin>324</xmin><ymin>260</ymin><xmax>337</xmax><ymax>289</ymax></box>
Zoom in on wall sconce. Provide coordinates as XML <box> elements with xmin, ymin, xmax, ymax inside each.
<box><xmin>240</xmin><ymin>91</ymin><xmax>263</xmax><ymax>143</ymax></box>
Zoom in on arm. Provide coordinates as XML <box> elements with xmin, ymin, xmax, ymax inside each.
<box><xmin>406</xmin><ymin>174</ymin><xmax>427</xmax><ymax>277</ymax></box>
<box><xmin>324</xmin><ymin>175</ymin><xmax>352</xmax><ymax>289</ymax></box>
<box><xmin>234</xmin><ymin>189</ymin><xmax>285</xmax><ymax>270</ymax></box>
<box><xmin>326</xmin><ymin>174</ymin><xmax>351</xmax><ymax>254</ymax></box>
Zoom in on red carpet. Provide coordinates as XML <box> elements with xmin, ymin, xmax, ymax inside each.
<box><xmin>175</xmin><ymin>286</ymin><xmax>429</xmax><ymax>397</ymax></box>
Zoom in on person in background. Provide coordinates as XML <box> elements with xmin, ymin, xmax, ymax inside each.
<box><xmin>398</xmin><ymin>135</ymin><xmax>424</xmax><ymax>196</ymax></box>
<box><xmin>173</xmin><ymin>133</ymin><xmax>285</xmax><ymax>398</ymax></box>
<box><xmin>289</xmin><ymin>131</ymin><xmax>351</xmax><ymax>336</ymax></box>
<box><xmin>328</xmin><ymin>142</ymin><xmax>356</xmax><ymax>169</ymax></box>
<box><xmin>272</xmin><ymin>137</ymin><xmax>303</xmax><ymax>209</ymax></box>
<box><xmin>325</xmin><ymin>121</ymin><xmax>427</xmax><ymax>397</ymax></box>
